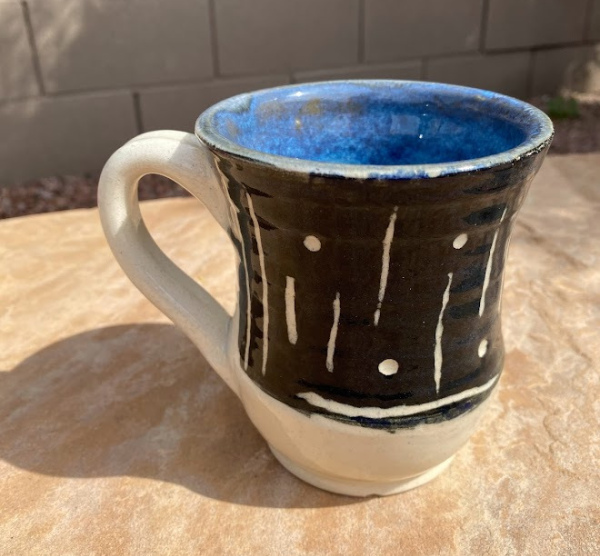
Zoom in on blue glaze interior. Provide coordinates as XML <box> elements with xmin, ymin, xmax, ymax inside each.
<box><xmin>206</xmin><ymin>82</ymin><xmax>538</xmax><ymax>166</ymax></box>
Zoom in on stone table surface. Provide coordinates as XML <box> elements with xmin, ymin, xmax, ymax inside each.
<box><xmin>1</xmin><ymin>154</ymin><xmax>599</xmax><ymax>556</ymax></box>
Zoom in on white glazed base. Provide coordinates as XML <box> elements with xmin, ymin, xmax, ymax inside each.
<box><xmin>270</xmin><ymin>446</ymin><xmax>455</xmax><ymax>497</ymax></box>
<box><xmin>233</xmin><ymin>354</ymin><xmax>493</xmax><ymax>498</ymax></box>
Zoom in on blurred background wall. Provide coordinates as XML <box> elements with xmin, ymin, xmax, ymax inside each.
<box><xmin>1</xmin><ymin>0</ymin><xmax>599</xmax><ymax>184</ymax></box>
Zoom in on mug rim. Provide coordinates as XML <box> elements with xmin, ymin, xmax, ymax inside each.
<box><xmin>195</xmin><ymin>79</ymin><xmax>554</xmax><ymax>180</ymax></box>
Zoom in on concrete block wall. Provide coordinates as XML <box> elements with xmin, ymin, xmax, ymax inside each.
<box><xmin>1</xmin><ymin>0</ymin><xmax>598</xmax><ymax>184</ymax></box>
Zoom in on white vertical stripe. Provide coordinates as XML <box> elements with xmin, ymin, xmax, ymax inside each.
<box><xmin>285</xmin><ymin>276</ymin><xmax>298</xmax><ymax>345</ymax></box>
<box><xmin>374</xmin><ymin>206</ymin><xmax>398</xmax><ymax>326</ymax></box>
<box><xmin>373</xmin><ymin>308</ymin><xmax>381</xmax><ymax>326</ymax></box>
<box><xmin>479</xmin><ymin>208</ymin><xmax>507</xmax><ymax>317</ymax></box>
<box><xmin>297</xmin><ymin>375</ymin><xmax>499</xmax><ymax>419</ymax></box>
<box><xmin>434</xmin><ymin>272</ymin><xmax>453</xmax><ymax>394</ymax></box>
<box><xmin>246</xmin><ymin>194</ymin><xmax>269</xmax><ymax>375</ymax></box>
<box><xmin>326</xmin><ymin>292</ymin><xmax>341</xmax><ymax>372</ymax></box>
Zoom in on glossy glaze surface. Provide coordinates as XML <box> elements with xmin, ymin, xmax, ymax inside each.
<box><xmin>199</xmin><ymin>80</ymin><xmax>553</xmax><ymax>179</ymax></box>
<box><xmin>194</xmin><ymin>81</ymin><xmax>553</xmax><ymax>431</ymax></box>
<box><xmin>212</xmin><ymin>145</ymin><xmax>547</xmax><ymax>430</ymax></box>
<box><xmin>209</xmin><ymin>82</ymin><xmax>530</xmax><ymax>165</ymax></box>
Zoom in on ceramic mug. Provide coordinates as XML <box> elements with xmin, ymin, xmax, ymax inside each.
<box><xmin>98</xmin><ymin>81</ymin><xmax>553</xmax><ymax>496</ymax></box>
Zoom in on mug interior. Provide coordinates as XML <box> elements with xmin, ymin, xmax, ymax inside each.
<box><xmin>197</xmin><ymin>81</ymin><xmax>553</xmax><ymax>177</ymax></box>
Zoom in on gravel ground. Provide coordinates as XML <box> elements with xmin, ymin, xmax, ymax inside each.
<box><xmin>0</xmin><ymin>174</ymin><xmax>188</xmax><ymax>220</ymax></box>
<box><xmin>1</xmin><ymin>97</ymin><xmax>598</xmax><ymax>220</ymax></box>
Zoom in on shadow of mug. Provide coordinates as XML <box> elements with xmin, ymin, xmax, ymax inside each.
<box><xmin>0</xmin><ymin>323</ymin><xmax>358</xmax><ymax>509</ymax></box>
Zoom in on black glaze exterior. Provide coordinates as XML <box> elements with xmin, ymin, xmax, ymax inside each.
<box><xmin>211</xmin><ymin>146</ymin><xmax>550</xmax><ymax>429</ymax></box>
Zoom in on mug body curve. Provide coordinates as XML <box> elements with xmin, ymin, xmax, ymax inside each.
<box><xmin>195</xmin><ymin>81</ymin><xmax>553</xmax><ymax>494</ymax></box>
<box><xmin>98</xmin><ymin>80</ymin><xmax>553</xmax><ymax>497</ymax></box>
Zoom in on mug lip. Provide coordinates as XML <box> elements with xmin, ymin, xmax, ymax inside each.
<box><xmin>195</xmin><ymin>79</ymin><xmax>554</xmax><ymax>180</ymax></box>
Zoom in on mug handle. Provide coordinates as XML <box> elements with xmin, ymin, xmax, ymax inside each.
<box><xmin>98</xmin><ymin>130</ymin><xmax>238</xmax><ymax>396</ymax></box>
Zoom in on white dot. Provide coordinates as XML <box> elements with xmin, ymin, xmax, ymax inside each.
<box><xmin>304</xmin><ymin>235</ymin><xmax>321</xmax><ymax>252</ymax></box>
<box><xmin>478</xmin><ymin>339</ymin><xmax>488</xmax><ymax>358</ymax></box>
<box><xmin>453</xmin><ymin>233</ymin><xmax>468</xmax><ymax>249</ymax></box>
<box><xmin>378</xmin><ymin>359</ymin><xmax>399</xmax><ymax>376</ymax></box>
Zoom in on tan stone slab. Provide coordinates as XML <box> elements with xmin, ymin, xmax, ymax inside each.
<box><xmin>1</xmin><ymin>155</ymin><xmax>599</xmax><ymax>555</ymax></box>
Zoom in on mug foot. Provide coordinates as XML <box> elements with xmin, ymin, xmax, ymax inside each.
<box><xmin>269</xmin><ymin>445</ymin><xmax>454</xmax><ymax>497</ymax></box>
